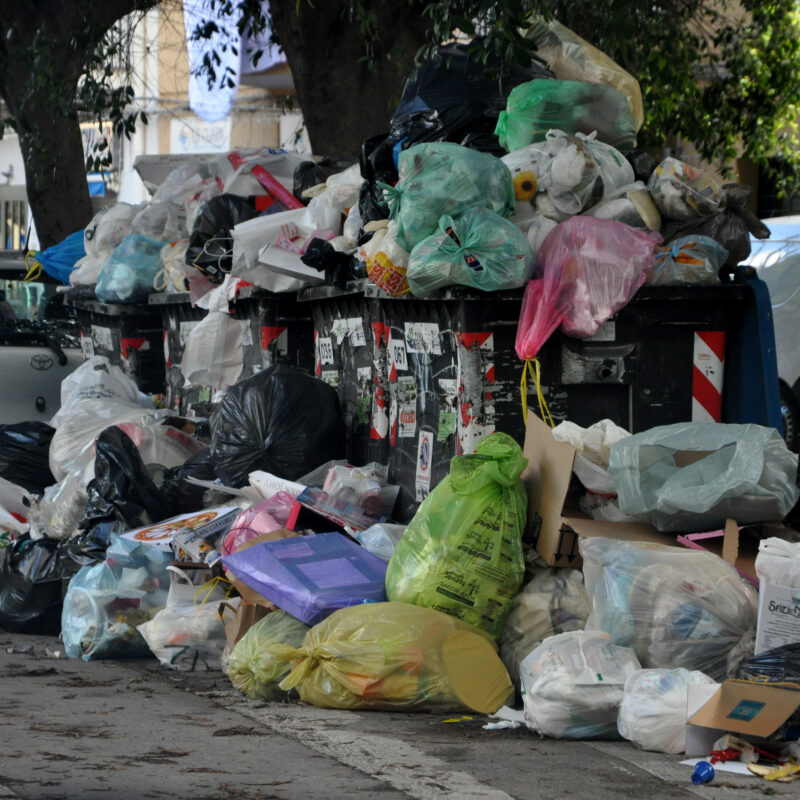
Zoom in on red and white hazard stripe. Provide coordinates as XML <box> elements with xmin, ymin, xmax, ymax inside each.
<box><xmin>692</xmin><ymin>331</ymin><xmax>725</xmax><ymax>422</ymax></box>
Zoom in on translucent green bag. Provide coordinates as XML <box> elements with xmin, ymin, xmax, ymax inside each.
<box><xmin>228</xmin><ymin>610</ymin><xmax>310</xmax><ymax>700</ymax></box>
<box><xmin>382</xmin><ymin>142</ymin><xmax>515</xmax><ymax>252</ymax></box>
<box><xmin>407</xmin><ymin>207</ymin><xmax>533</xmax><ymax>296</ymax></box>
<box><xmin>385</xmin><ymin>432</ymin><xmax>528</xmax><ymax>639</ymax></box>
<box><xmin>495</xmin><ymin>79</ymin><xmax>637</xmax><ymax>154</ymax></box>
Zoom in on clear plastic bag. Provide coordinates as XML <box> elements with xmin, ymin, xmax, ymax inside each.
<box><xmin>527</xmin><ymin>19</ymin><xmax>644</xmax><ymax>130</ymax></box>
<box><xmin>515</xmin><ymin>217</ymin><xmax>659</xmax><ymax>359</ymax></box>
<box><xmin>62</xmin><ymin>535</ymin><xmax>172</xmax><ymax>660</ymax></box>
<box><xmin>272</xmin><ymin>601</ymin><xmax>513</xmax><ymax>713</ymax></box>
<box><xmin>495</xmin><ymin>79</ymin><xmax>638</xmax><ymax>155</ymax></box>
<box><xmin>580</xmin><ymin>537</ymin><xmax>758</xmax><ymax>680</ymax></box>
<box><xmin>228</xmin><ymin>609</ymin><xmax>310</xmax><ymax>699</ymax></box>
<box><xmin>499</xmin><ymin>568</ymin><xmax>590</xmax><ymax>685</ymax></box>
<box><xmin>617</xmin><ymin>668</ymin><xmax>716</xmax><ymax>753</ymax></box>
<box><xmin>520</xmin><ymin>630</ymin><xmax>641</xmax><ymax>739</ymax></box>
<box><xmin>95</xmin><ymin>234</ymin><xmax>167</xmax><ymax>303</ymax></box>
<box><xmin>131</xmin><ymin>201</ymin><xmax>186</xmax><ymax>243</ymax></box>
<box><xmin>137</xmin><ymin>568</ymin><xmax>233</xmax><ymax>670</ymax></box>
<box><xmin>354</xmin><ymin>523</ymin><xmax>407</xmax><ymax>563</ymax></box>
<box><xmin>407</xmin><ymin>207</ymin><xmax>533</xmax><ymax>296</ymax></box>
<box><xmin>647</xmin><ymin>157</ymin><xmax>724</xmax><ymax>221</ymax></box>
<box><xmin>384</xmin><ymin>142</ymin><xmax>515</xmax><ymax>252</ymax></box>
<box><xmin>608</xmin><ymin>422</ymin><xmax>800</xmax><ymax>532</ymax></box>
<box><xmin>648</xmin><ymin>235</ymin><xmax>727</xmax><ymax>286</ymax></box>
<box><xmin>385</xmin><ymin>432</ymin><xmax>527</xmax><ymax>639</ymax></box>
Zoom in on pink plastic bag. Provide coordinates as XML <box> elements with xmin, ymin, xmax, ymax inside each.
<box><xmin>221</xmin><ymin>499</ymin><xmax>285</xmax><ymax>557</ymax></box>
<box><xmin>515</xmin><ymin>217</ymin><xmax>660</xmax><ymax>360</ymax></box>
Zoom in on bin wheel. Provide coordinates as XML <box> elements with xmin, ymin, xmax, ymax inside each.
<box><xmin>780</xmin><ymin>384</ymin><xmax>799</xmax><ymax>452</ymax></box>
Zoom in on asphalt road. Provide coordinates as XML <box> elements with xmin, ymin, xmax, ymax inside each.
<box><xmin>0</xmin><ymin>633</ymin><xmax>786</xmax><ymax>800</ymax></box>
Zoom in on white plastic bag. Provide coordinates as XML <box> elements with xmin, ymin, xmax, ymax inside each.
<box><xmin>499</xmin><ymin>568</ymin><xmax>590</xmax><ymax>684</ymax></box>
<box><xmin>210</xmin><ymin>149</ymin><xmax>305</xmax><ymax>197</ymax></box>
<box><xmin>84</xmin><ymin>202</ymin><xmax>139</xmax><ymax>256</ymax></box>
<box><xmin>608</xmin><ymin>422</ymin><xmax>800</xmax><ymax>533</ymax></box>
<box><xmin>580</xmin><ymin>537</ymin><xmax>758</xmax><ymax>680</ymax></box>
<box><xmin>359</xmin><ymin>221</ymin><xmax>410</xmax><ymax>297</ymax></box>
<box><xmin>755</xmin><ymin>537</ymin><xmax>800</xmax><ymax>588</ymax></box>
<box><xmin>520</xmin><ymin>630</ymin><xmax>641</xmax><ymax>739</ymax></box>
<box><xmin>180</xmin><ymin>281</ymin><xmax>246</xmax><ymax>392</ymax></box>
<box><xmin>131</xmin><ymin>201</ymin><xmax>186</xmax><ymax>243</ymax></box>
<box><xmin>552</xmin><ymin>419</ymin><xmax>630</xmax><ymax>494</ymax></box>
<box><xmin>0</xmin><ymin>476</ymin><xmax>31</xmax><ymax>535</ymax></box>
<box><xmin>617</xmin><ymin>668</ymin><xmax>716</xmax><ymax>753</ymax></box>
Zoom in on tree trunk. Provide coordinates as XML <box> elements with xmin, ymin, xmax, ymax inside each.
<box><xmin>269</xmin><ymin>1</ymin><xmax>429</xmax><ymax>158</ymax></box>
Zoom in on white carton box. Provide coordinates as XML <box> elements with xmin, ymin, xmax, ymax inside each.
<box><xmin>755</xmin><ymin>581</ymin><xmax>800</xmax><ymax>655</ymax></box>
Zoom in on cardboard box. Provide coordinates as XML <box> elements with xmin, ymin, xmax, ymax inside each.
<box><xmin>688</xmin><ymin>679</ymin><xmax>800</xmax><ymax>744</ymax></box>
<box><xmin>218</xmin><ymin>600</ymin><xmax>270</xmax><ymax>650</ymax></box>
<box><xmin>521</xmin><ymin>411</ymin><xmax>754</xmax><ymax>574</ymax></box>
<box><xmin>755</xmin><ymin>580</ymin><xmax>800</xmax><ymax>655</ymax></box>
<box><xmin>685</xmin><ymin>682</ymin><xmax>724</xmax><ymax>757</ymax></box>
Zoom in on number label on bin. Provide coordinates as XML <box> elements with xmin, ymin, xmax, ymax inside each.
<box><xmin>391</xmin><ymin>338</ymin><xmax>408</xmax><ymax>372</ymax></box>
<box><xmin>317</xmin><ymin>336</ymin><xmax>335</xmax><ymax>366</ymax></box>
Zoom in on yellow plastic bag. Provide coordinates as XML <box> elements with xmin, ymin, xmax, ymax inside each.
<box><xmin>527</xmin><ymin>19</ymin><xmax>644</xmax><ymax>131</ymax></box>
<box><xmin>274</xmin><ymin>602</ymin><xmax>513</xmax><ymax>713</ymax></box>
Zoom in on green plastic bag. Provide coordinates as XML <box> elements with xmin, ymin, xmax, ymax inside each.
<box><xmin>407</xmin><ymin>207</ymin><xmax>533</xmax><ymax>297</ymax></box>
<box><xmin>228</xmin><ymin>610</ymin><xmax>310</xmax><ymax>700</ymax></box>
<box><xmin>385</xmin><ymin>432</ymin><xmax>528</xmax><ymax>639</ymax></box>
<box><xmin>382</xmin><ymin>142</ymin><xmax>515</xmax><ymax>252</ymax></box>
<box><xmin>495</xmin><ymin>79</ymin><xmax>637</xmax><ymax>154</ymax></box>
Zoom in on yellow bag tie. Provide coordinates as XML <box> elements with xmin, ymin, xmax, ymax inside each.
<box><xmin>193</xmin><ymin>575</ymin><xmax>234</xmax><ymax>609</ymax></box>
<box><xmin>24</xmin><ymin>251</ymin><xmax>42</xmax><ymax>282</ymax></box>
<box><xmin>521</xmin><ymin>358</ymin><xmax>554</xmax><ymax>428</ymax></box>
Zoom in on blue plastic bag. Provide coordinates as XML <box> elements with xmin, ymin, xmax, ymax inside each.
<box><xmin>95</xmin><ymin>234</ymin><xmax>166</xmax><ymax>303</ymax></box>
<box><xmin>62</xmin><ymin>534</ymin><xmax>171</xmax><ymax>660</ymax></box>
<box><xmin>33</xmin><ymin>229</ymin><xmax>86</xmax><ymax>285</ymax></box>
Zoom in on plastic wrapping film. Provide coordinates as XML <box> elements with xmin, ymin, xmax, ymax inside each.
<box><xmin>580</xmin><ymin>537</ymin><xmax>758</xmax><ymax>680</ymax></box>
<box><xmin>222</xmin><ymin>532</ymin><xmax>388</xmax><ymax>626</ymax></box>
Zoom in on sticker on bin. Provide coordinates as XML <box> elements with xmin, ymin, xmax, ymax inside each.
<box><xmin>692</xmin><ymin>331</ymin><xmax>725</xmax><ymax>423</ymax></box>
<box><xmin>221</xmin><ymin>531</ymin><xmax>388</xmax><ymax>625</ymax></box>
<box><xmin>80</xmin><ymin>335</ymin><xmax>94</xmax><ymax>359</ymax></box>
<box><xmin>91</xmin><ymin>325</ymin><xmax>114</xmax><ymax>351</ymax></box>
<box><xmin>404</xmin><ymin>322</ymin><xmax>441</xmax><ymax>355</ymax></box>
<box><xmin>415</xmin><ymin>430</ymin><xmax>434</xmax><ymax>500</ymax></box>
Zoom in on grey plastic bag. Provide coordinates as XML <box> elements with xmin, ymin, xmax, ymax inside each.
<box><xmin>608</xmin><ymin>423</ymin><xmax>800</xmax><ymax>532</ymax></box>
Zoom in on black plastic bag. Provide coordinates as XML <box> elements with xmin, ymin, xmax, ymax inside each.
<box><xmin>0</xmin><ymin>535</ymin><xmax>63</xmax><ymax>633</ymax></box>
<box><xmin>737</xmin><ymin>643</ymin><xmax>800</xmax><ymax>682</ymax></box>
<box><xmin>390</xmin><ymin>38</ymin><xmax>554</xmax><ymax>156</ymax></box>
<box><xmin>662</xmin><ymin>183</ymin><xmax>771</xmax><ymax>268</ymax></box>
<box><xmin>0</xmin><ymin>421</ymin><xmax>55</xmax><ymax>494</ymax></box>
<box><xmin>185</xmin><ymin>194</ymin><xmax>261</xmax><ymax>283</ymax></box>
<box><xmin>627</xmin><ymin>150</ymin><xmax>656</xmax><ymax>183</ymax></box>
<box><xmin>160</xmin><ymin>447</ymin><xmax>218</xmax><ymax>515</ymax></box>
<box><xmin>301</xmin><ymin>239</ymin><xmax>358</xmax><ymax>289</ymax></box>
<box><xmin>79</xmin><ymin>427</ymin><xmax>168</xmax><ymax>532</ymax></box>
<box><xmin>293</xmin><ymin>157</ymin><xmax>357</xmax><ymax>204</ymax></box>
<box><xmin>210</xmin><ymin>364</ymin><xmax>346</xmax><ymax>487</ymax></box>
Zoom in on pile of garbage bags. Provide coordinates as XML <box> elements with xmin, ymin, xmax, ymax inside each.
<box><xmin>5</xmin><ymin>18</ymin><xmax>800</xmax><ymax>780</ymax></box>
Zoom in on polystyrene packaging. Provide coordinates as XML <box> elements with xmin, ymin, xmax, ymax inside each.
<box><xmin>527</xmin><ymin>19</ymin><xmax>644</xmax><ymax>130</ymax></box>
<box><xmin>494</xmin><ymin>79</ymin><xmax>638</xmax><ymax>154</ymax></box>
<box><xmin>407</xmin><ymin>207</ymin><xmax>533</xmax><ymax>296</ymax></box>
<box><xmin>228</xmin><ymin>610</ymin><xmax>310</xmax><ymax>699</ymax></box>
<box><xmin>580</xmin><ymin>537</ymin><xmax>758</xmax><ymax>680</ymax></box>
<box><xmin>515</xmin><ymin>217</ymin><xmax>659</xmax><ymax>360</ymax></box>
<box><xmin>384</xmin><ymin>142</ymin><xmax>515</xmax><ymax>252</ymax></box>
<box><xmin>520</xmin><ymin>630</ymin><xmax>641</xmax><ymax>739</ymax></box>
<box><xmin>499</xmin><ymin>568</ymin><xmax>590</xmax><ymax>684</ymax></box>
<box><xmin>502</xmin><ymin>130</ymin><xmax>633</xmax><ymax>221</ymax></box>
<box><xmin>617</xmin><ymin>668</ymin><xmax>716</xmax><ymax>753</ymax></box>
<box><xmin>647</xmin><ymin>157</ymin><xmax>724</xmax><ymax>220</ymax></box>
<box><xmin>272</xmin><ymin>602</ymin><xmax>514</xmax><ymax>712</ymax></box>
<box><xmin>385</xmin><ymin>433</ymin><xmax>527</xmax><ymax>639</ymax></box>
<box><xmin>755</xmin><ymin>538</ymin><xmax>800</xmax><ymax>588</ymax></box>
<box><xmin>608</xmin><ymin>422</ymin><xmax>800</xmax><ymax>532</ymax></box>
<box><xmin>648</xmin><ymin>235</ymin><xmax>727</xmax><ymax>286</ymax></box>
